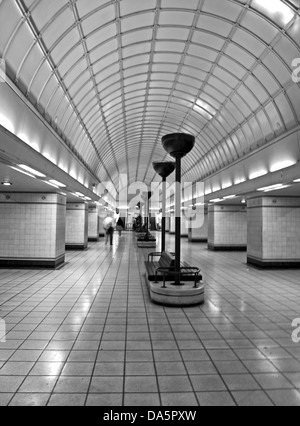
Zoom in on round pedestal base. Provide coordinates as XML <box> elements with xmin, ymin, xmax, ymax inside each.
<box><xmin>146</xmin><ymin>279</ymin><xmax>205</xmax><ymax>307</ymax></box>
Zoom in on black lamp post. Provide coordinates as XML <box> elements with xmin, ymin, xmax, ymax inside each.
<box><xmin>162</xmin><ymin>133</ymin><xmax>195</xmax><ymax>286</ymax></box>
<box><xmin>153</xmin><ymin>162</ymin><xmax>176</xmax><ymax>253</ymax></box>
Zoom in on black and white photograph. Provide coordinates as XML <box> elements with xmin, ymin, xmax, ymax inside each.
<box><xmin>0</xmin><ymin>0</ymin><xmax>300</xmax><ymax>409</ymax></box>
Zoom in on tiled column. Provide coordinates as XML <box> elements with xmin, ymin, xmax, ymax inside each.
<box><xmin>248</xmin><ymin>197</ymin><xmax>300</xmax><ymax>268</ymax></box>
<box><xmin>66</xmin><ymin>203</ymin><xmax>88</xmax><ymax>250</ymax></box>
<box><xmin>165</xmin><ymin>216</ymin><xmax>170</xmax><ymax>232</ymax></box>
<box><xmin>98</xmin><ymin>206</ymin><xmax>106</xmax><ymax>237</ymax></box>
<box><xmin>189</xmin><ymin>210</ymin><xmax>208</xmax><ymax>243</ymax></box>
<box><xmin>0</xmin><ymin>193</ymin><xmax>66</xmax><ymax>268</ymax></box>
<box><xmin>181</xmin><ymin>217</ymin><xmax>189</xmax><ymax>238</ymax></box>
<box><xmin>170</xmin><ymin>214</ymin><xmax>175</xmax><ymax>235</ymax></box>
<box><xmin>88</xmin><ymin>205</ymin><xmax>99</xmax><ymax>242</ymax></box>
<box><xmin>208</xmin><ymin>204</ymin><xmax>247</xmax><ymax>251</ymax></box>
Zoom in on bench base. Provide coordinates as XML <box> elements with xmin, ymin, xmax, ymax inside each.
<box><xmin>138</xmin><ymin>242</ymin><xmax>157</xmax><ymax>248</ymax></box>
<box><xmin>146</xmin><ymin>277</ymin><xmax>205</xmax><ymax>307</ymax></box>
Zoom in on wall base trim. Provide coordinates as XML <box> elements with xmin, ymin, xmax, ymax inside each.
<box><xmin>0</xmin><ymin>254</ymin><xmax>65</xmax><ymax>269</ymax></box>
<box><xmin>66</xmin><ymin>243</ymin><xmax>88</xmax><ymax>251</ymax></box>
<box><xmin>247</xmin><ymin>256</ymin><xmax>300</xmax><ymax>269</ymax></box>
<box><xmin>88</xmin><ymin>237</ymin><xmax>99</xmax><ymax>242</ymax></box>
<box><xmin>189</xmin><ymin>238</ymin><xmax>208</xmax><ymax>243</ymax></box>
<box><xmin>208</xmin><ymin>244</ymin><xmax>247</xmax><ymax>252</ymax></box>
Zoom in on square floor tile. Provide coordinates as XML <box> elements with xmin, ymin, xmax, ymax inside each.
<box><xmin>267</xmin><ymin>389</ymin><xmax>300</xmax><ymax>406</ymax></box>
<box><xmin>185</xmin><ymin>361</ymin><xmax>218</xmax><ymax>376</ymax></box>
<box><xmin>180</xmin><ymin>350</ymin><xmax>210</xmax><ymax>362</ymax></box>
<box><xmin>222</xmin><ymin>374</ymin><xmax>261</xmax><ymax>391</ymax></box>
<box><xmin>158</xmin><ymin>376</ymin><xmax>193</xmax><ymax>393</ymax></box>
<box><xmin>124</xmin><ymin>393</ymin><xmax>160</xmax><ymax>406</ymax></box>
<box><xmin>190</xmin><ymin>375</ymin><xmax>227</xmax><ymax>392</ymax></box>
<box><xmin>86</xmin><ymin>394</ymin><xmax>123</xmax><ymax>406</ymax></box>
<box><xmin>126</xmin><ymin>351</ymin><xmax>153</xmax><ymax>363</ymax></box>
<box><xmin>90</xmin><ymin>377</ymin><xmax>124</xmax><ymax>394</ymax></box>
<box><xmin>29</xmin><ymin>362</ymin><xmax>64</xmax><ymax>376</ymax></box>
<box><xmin>214</xmin><ymin>361</ymin><xmax>248</xmax><ymax>375</ymax></box>
<box><xmin>61</xmin><ymin>363</ymin><xmax>94</xmax><ymax>377</ymax></box>
<box><xmin>253</xmin><ymin>374</ymin><xmax>294</xmax><ymax>390</ymax></box>
<box><xmin>9</xmin><ymin>393</ymin><xmax>50</xmax><ymax>406</ymax></box>
<box><xmin>126</xmin><ymin>363</ymin><xmax>156</xmax><ymax>376</ymax></box>
<box><xmin>233</xmin><ymin>391</ymin><xmax>274</xmax><ymax>406</ymax></box>
<box><xmin>18</xmin><ymin>376</ymin><xmax>57</xmax><ymax>393</ymax></box>
<box><xmin>243</xmin><ymin>360</ymin><xmax>279</xmax><ymax>374</ymax></box>
<box><xmin>94</xmin><ymin>363</ymin><xmax>124</xmax><ymax>377</ymax></box>
<box><xmin>54</xmin><ymin>377</ymin><xmax>90</xmax><ymax>393</ymax></box>
<box><xmin>0</xmin><ymin>394</ymin><xmax>14</xmax><ymax>407</ymax></box>
<box><xmin>47</xmin><ymin>394</ymin><xmax>86</xmax><ymax>406</ymax></box>
<box><xmin>97</xmin><ymin>351</ymin><xmax>125</xmax><ymax>363</ymax></box>
<box><xmin>0</xmin><ymin>362</ymin><xmax>34</xmax><ymax>376</ymax></box>
<box><xmin>161</xmin><ymin>393</ymin><xmax>198</xmax><ymax>406</ymax></box>
<box><xmin>197</xmin><ymin>391</ymin><xmax>236</xmax><ymax>407</ymax></box>
<box><xmin>0</xmin><ymin>376</ymin><xmax>25</xmax><ymax>393</ymax></box>
<box><xmin>125</xmin><ymin>376</ymin><xmax>158</xmax><ymax>393</ymax></box>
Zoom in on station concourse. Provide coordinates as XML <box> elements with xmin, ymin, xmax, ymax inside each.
<box><xmin>0</xmin><ymin>0</ymin><xmax>300</xmax><ymax>407</ymax></box>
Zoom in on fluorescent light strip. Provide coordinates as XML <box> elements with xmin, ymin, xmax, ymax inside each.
<box><xmin>10</xmin><ymin>166</ymin><xmax>36</xmax><ymax>179</ymax></box>
<box><xmin>43</xmin><ymin>181</ymin><xmax>59</xmax><ymax>189</ymax></box>
<box><xmin>19</xmin><ymin>165</ymin><xmax>46</xmax><ymax>178</ymax></box>
<box><xmin>294</xmin><ymin>179</ymin><xmax>300</xmax><ymax>183</ymax></box>
<box><xmin>258</xmin><ymin>184</ymin><xmax>284</xmax><ymax>191</ymax></box>
<box><xmin>209</xmin><ymin>198</ymin><xmax>224</xmax><ymax>203</ymax></box>
<box><xmin>223</xmin><ymin>195</ymin><xmax>236</xmax><ymax>200</ymax></box>
<box><xmin>263</xmin><ymin>185</ymin><xmax>290</xmax><ymax>193</ymax></box>
<box><xmin>49</xmin><ymin>180</ymin><xmax>66</xmax><ymax>188</ymax></box>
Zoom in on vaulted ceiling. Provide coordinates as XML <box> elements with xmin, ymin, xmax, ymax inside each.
<box><xmin>1</xmin><ymin>0</ymin><xmax>299</xmax><ymax>189</ymax></box>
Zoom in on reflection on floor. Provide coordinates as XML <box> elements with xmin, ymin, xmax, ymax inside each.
<box><xmin>0</xmin><ymin>231</ymin><xmax>300</xmax><ymax>406</ymax></box>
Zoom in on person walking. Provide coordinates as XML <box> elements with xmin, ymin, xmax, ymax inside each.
<box><xmin>116</xmin><ymin>217</ymin><xmax>124</xmax><ymax>237</ymax></box>
<box><xmin>103</xmin><ymin>214</ymin><xmax>115</xmax><ymax>246</ymax></box>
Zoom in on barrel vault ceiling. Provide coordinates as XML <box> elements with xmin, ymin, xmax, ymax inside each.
<box><xmin>0</xmin><ymin>0</ymin><xmax>299</xmax><ymax>189</ymax></box>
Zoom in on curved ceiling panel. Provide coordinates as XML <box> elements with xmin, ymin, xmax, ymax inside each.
<box><xmin>0</xmin><ymin>0</ymin><xmax>299</xmax><ymax>188</ymax></box>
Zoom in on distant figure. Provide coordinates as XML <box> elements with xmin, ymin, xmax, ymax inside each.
<box><xmin>103</xmin><ymin>214</ymin><xmax>115</xmax><ymax>246</ymax></box>
<box><xmin>116</xmin><ymin>218</ymin><xmax>124</xmax><ymax>237</ymax></box>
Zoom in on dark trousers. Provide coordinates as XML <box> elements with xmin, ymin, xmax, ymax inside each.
<box><xmin>106</xmin><ymin>227</ymin><xmax>114</xmax><ymax>245</ymax></box>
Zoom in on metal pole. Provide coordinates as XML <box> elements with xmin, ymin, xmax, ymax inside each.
<box><xmin>175</xmin><ymin>155</ymin><xmax>181</xmax><ymax>285</ymax></box>
<box><xmin>161</xmin><ymin>176</ymin><xmax>166</xmax><ymax>253</ymax></box>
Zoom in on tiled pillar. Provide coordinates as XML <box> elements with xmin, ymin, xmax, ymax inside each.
<box><xmin>98</xmin><ymin>206</ymin><xmax>106</xmax><ymax>237</ymax></box>
<box><xmin>0</xmin><ymin>193</ymin><xmax>66</xmax><ymax>268</ymax></box>
<box><xmin>189</xmin><ymin>211</ymin><xmax>208</xmax><ymax>242</ymax></box>
<box><xmin>248</xmin><ymin>197</ymin><xmax>300</xmax><ymax>268</ymax></box>
<box><xmin>181</xmin><ymin>217</ymin><xmax>189</xmax><ymax>238</ymax></box>
<box><xmin>170</xmin><ymin>214</ymin><xmax>175</xmax><ymax>235</ymax></box>
<box><xmin>165</xmin><ymin>216</ymin><xmax>170</xmax><ymax>232</ymax></box>
<box><xmin>66</xmin><ymin>203</ymin><xmax>88</xmax><ymax>250</ymax></box>
<box><xmin>88</xmin><ymin>205</ymin><xmax>99</xmax><ymax>242</ymax></box>
<box><xmin>208</xmin><ymin>204</ymin><xmax>247</xmax><ymax>251</ymax></box>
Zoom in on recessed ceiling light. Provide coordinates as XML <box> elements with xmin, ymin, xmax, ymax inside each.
<box><xmin>18</xmin><ymin>165</ymin><xmax>46</xmax><ymax>178</ymax></box>
<box><xmin>249</xmin><ymin>170</ymin><xmax>268</xmax><ymax>180</ymax></box>
<box><xmin>270</xmin><ymin>160</ymin><xmax>296</xmax><ymax>173</ymax></box>
<box><xmin>1</xmin><ymin>182</ymin><xmax>12</xmax><ymax>186</ymax></box>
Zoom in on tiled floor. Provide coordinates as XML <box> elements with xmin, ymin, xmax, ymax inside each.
<box><xmin>0</xmin><ymin>232</ymin><xmax>300</xmax><ymax>406</ymax></box>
